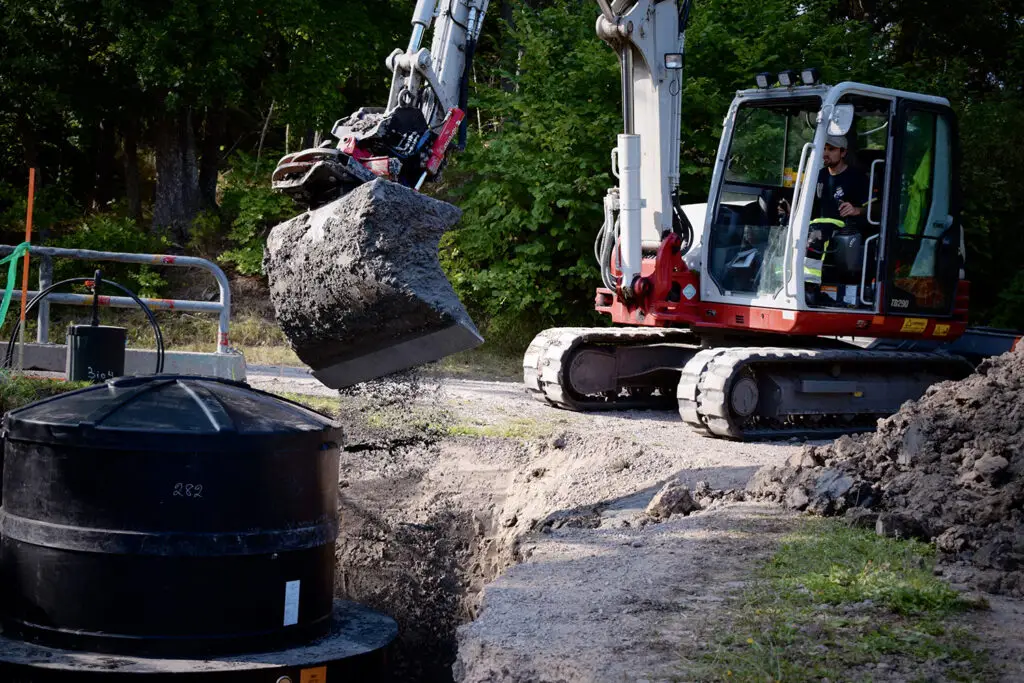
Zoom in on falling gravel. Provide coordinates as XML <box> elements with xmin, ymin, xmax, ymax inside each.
<box><xmin>748</xmin><ymin>346</ymin><xmax>1024</xmax><ymax>595</ymax></box>
<box><xmin>264</xmin><ymin>179</ymin><xmax>482</xmax><ymax>389</ymax></box>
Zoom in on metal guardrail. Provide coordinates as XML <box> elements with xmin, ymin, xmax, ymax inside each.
<box><xmin>0</xmin><ymin>245</ymin><xmax>232</xmax><ymax>354</ymax></box>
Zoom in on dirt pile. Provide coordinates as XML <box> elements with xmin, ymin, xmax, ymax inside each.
<box><xmin>748</xmin><ymin>347</ymin><xmax>1024</xmax><ymax>594</ymax></box>
<box><xmin>264</xmin><ymin>178</ymin><xmax>482</xmax><ymax>389</ymax></box>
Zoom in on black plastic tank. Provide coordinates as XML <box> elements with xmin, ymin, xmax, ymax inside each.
<box><xmin>0</xmin><ymin>375</ymin><xmax>342</xmax><ymax>657</ymax></box>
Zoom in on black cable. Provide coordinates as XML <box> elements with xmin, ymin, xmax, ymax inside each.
<box><xmin>4</xmin><ymin>277</ymin><xmax>165</xmax><ymax>375</ymax></box>
<box><xmin>445</xmin><ymin>0</ymin><xmax>470</xmax><ymax>31</ymax></box>
<box><xmin>5</xmin><ymin>277</ymin><xmax>165</xmax><ymax>374</ymax></box>
<box><xmin>677</xmin><ymin>1</ymin><xmax>692</xmax><ymax>78</ymax></box>
<box><xmin>6</xmin><ymin>277</ymin><xmax>165</xmax><ymax>374</ymax></box>
<box><xmin>679</xmin><ymin>0</ymin><xmax>693</xmax><ymax>32</ymax></box>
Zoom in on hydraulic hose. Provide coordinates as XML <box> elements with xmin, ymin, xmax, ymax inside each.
<box><xmin>3</xmin><ymin>277</ymin><xmax>165</xmax><ymax>375</ymax></box>
<box><xmin>594</xmin><ymin>215</ymin><xmax>621</xmax><ymax>292</ymax></box>
<box><xmin>457</xmin><ymin>35</ymin><xmax>477</xmax><ymax>151</ymax></box>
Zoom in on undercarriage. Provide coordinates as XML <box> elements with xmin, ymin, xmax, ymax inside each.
<box><xmin>523</xmin><ymin>327</ymin><xmax>975</xmax><ymax>440</ymax></box>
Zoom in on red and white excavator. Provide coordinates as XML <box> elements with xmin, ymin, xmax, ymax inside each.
<box><xmin>272</xmin><ymin>0</ymin><xmax>1021</xmax><ymax>439</ymax></box>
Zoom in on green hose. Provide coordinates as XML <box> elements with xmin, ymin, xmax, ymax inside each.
<box><xmin>0</xmin><ymin>242</ymin><xmax>32</xmax><ymax>333</ymax></box>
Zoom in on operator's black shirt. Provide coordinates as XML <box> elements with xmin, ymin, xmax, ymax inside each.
<box><xmin>814</xmin><ymin>166</ymin><xmax>869</xmax><ymax>221</ymax></box>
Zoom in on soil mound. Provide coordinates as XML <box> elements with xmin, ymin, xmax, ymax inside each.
<box><xmin>748</xmin><ymin>347</ymin><xmax>1024</xmax><ymax>595</ymax></box>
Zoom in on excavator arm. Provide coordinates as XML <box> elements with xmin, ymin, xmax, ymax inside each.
<box><xmin>272</xmin><ymin>0</ymin><xmax>489</xmax><ymax>207</ymax></box>
<box><xmin>592</xmin><ymin>0</ymin><xmax>692</xmax><ymax>299</ymax></box>
<box><xmin>264</xmin><ymin>0</ymin><xmax>692</xmax><ymax>391</ymax></box>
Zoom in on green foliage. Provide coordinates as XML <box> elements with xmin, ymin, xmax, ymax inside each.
<box><xmin>441</xmin><ymin>2</ymin><xmax>621</xmax><ymax>346</ymax></box>
<box><xmin>218</xmin><ymin>152</ymin><xmax>298</xmax><ymax>276</ymax></box>
<box><xmin>0</xmin><ymin>182</ymin><xmax>78</xmax><ymax>240</ymax></box>
<box><xmin>956</xmin><ymin>96</ymin><xmax>1024</xmax><ymax>329</ymax></box>
<box><xmin>187</xmin><ymin>211</ymin><xmax>225</xmax><ymax>261</ymax></box>
<box><xmin>2</xmin><ymin>0</ymin><xmax>1023</xmax><ymax>333</ymax></box>
<box><xmin>49</xmin><ymin>213</ymin><xmax>170</xmax><ymax>297</ymax></box>
<box><xmin>676</xmin><ymin>0</ymin><xmax>879</xmax><ymax>198</ymax></box>
<box><xmin>991</xmin><ymin>270</ymin><xmax>1024</xmax><ymax>330</ymax></box>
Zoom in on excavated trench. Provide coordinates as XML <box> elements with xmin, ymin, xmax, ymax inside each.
<box><xmin>264</xmin><ymin>179</ymin><xmax>508</xmax><ymax>680</ymax></box>
<box><xmin>320</xmin><ymin>371</ymin><xmax>676</xmax><ymax>681</ymax></box>
<box><xmin>327</xmin><ymin>374</ymin><xmax>526</xmax><ymax>682</ymax></box>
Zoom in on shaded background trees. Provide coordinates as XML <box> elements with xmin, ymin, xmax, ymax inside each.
<box><xmin>0</xmin><ymin>0</ymin><xmax>411</xmax><ymax>244</ymax></box>
<box><xmin>0</xmin><ymin>0</ymin><xmax>1021</xmax><ymax>345</ymax></box>
<box><xmin>441</xmin><ymin>0</ymin><xmax>1024</xmax><ymax>341</ymax></box>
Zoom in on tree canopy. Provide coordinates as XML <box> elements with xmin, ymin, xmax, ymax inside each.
<box><xmin>1</xmin><ymin>0</ymin><xmax>1022</xmax><ymax>343</ymax></box>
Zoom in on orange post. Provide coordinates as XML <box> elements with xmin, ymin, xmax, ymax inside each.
<box><xmin>19</xmin><ymin>168</ymin><xmax>35</xmax><ymax>325</ymax></box>
<box><xmin>16</xmin><ymin>168</ymin><xmax>35</xmax><ymax>371</ymax></box>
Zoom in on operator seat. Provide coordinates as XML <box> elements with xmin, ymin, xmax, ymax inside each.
<box><xmin>757</xmin><ymin>188</ymin><xmax>778</xmax><ymax>226</ymax></box>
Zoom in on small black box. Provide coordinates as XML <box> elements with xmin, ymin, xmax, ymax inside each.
<box><xmin>66</xmin><ymin>325</ymin><xmax>127</xmax><ymax>382</ymax></box>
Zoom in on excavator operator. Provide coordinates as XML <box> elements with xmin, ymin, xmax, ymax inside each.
<box><xmin>803</xmin><ymin>134</ymin><xmax>869</xmax><ymax>304</ymax></box>
<box><xmin>813</xmin><ymin>135</ymin><xmax>869</xmax><ymax>221</ymax></box>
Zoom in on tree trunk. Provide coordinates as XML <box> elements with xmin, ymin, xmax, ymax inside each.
<box><xmin>91</xmin><ymin>119</ymin><xmax>118</xmax><ymax>210</ymax></box>
<box><xmin>199</xmin><ymin>105</ymin><xmax>227</xmax><ymax>211</ymax></box>
<box><xmin>122</xmin><ymin>120</ymin><xmax>143</xmax><ymax>222</ymax></box>
<box><xmin>153</xmin><ymin>109</ymin><xmax>200</xmax><ymax>244</ymax></box>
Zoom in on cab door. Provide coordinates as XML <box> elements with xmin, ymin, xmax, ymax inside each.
<box><xmin>882</xmin><ymin>101</ymin><xmax>962</xmax><ymax>316</ymax></box>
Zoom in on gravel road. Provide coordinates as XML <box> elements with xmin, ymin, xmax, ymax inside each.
<box><xmin>246</xmin><ymin>364</ymin><xmax>809</xmax><ymax>681</ymax></box>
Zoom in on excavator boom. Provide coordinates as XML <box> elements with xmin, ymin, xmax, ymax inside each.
<box><xmin>266</xmin><ymin>0</ymin><xmax>490</xmax><ymax>389</ymax></box>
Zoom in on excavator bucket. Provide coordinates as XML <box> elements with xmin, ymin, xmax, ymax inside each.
<box><xmin>264</xmin><ymin>179</ymin><xmax>483</xmax><ymax>389</ymax></box>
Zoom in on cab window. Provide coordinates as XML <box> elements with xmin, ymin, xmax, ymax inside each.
<box><xmin>708</xmin><ymin>99</ymin><xmax>820</xmax><ymax>297</ymax></box>
<box><xmin>887</xmin><ymin>108</ymin><xmax>958</xmax><ymax>315</ymax></box>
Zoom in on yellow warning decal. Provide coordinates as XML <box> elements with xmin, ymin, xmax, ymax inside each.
<box><xmin>933</xmin><ymin>324</ymin><xmax>951</xmax><ymax>337</ymax></box>
<box><xmin>301</xmin><ymin>666</ymin><xmax>328</xmax><ymax>683</ymax></box>
<box><xmin>900</xmin><ymin>318</ymin><xmax>928</xmax><ymax>334</ymax></box>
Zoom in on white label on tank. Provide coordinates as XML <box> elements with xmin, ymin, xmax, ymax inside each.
<box><xmin>782</xmin><ymin>310</ymin><xmax>796</xmax><ymax>320</ymax></box>
<box><xmin>682</xmin><ymin>284</ymin><xmax>697</xmax><ymax>300</ymax></box>
<box><xmin>284</xmin><ymin>580</ymin><xmax>300</xmax><ymax>626</ymax></box>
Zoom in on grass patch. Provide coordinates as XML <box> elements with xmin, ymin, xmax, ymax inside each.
<box><xmin>445</xmin><ymin>416</ymin><xmax>554</xmax><ymax>440</ymax></box>
<box><xmin>0</xmin><ymin>375</ymin><xmax>91</xmax><ymax>413</ymax></box>
<box><xmin>424</xmin><ymin>345</ymin><xmax>523</xmax><ymax>381</ymax></box>
<box><xmin>363</xmin><ymin>405</ymin><xmax>454</xmax><ymax>438</ymax></box>
<box><xmin>33</xmin><ymin>310</ymin><xmax>525</xmax><ymax>378</ymax></box>
<box><xmin>273</xmin><ymin>392</ymin><xmax>342</xmax><ymax>417</ymax></box>
<box><xmin>26</xmin><ymin>309</ymin><xmax>302</xmax><ymax>365</ymax></box>
<box><xmin>686</xmin><ymin>518</ymin><xmax>992</xmax><ymax>683</ymax></box>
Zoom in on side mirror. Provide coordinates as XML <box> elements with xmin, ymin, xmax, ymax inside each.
<box><xmin>828</xmin><ymin>105</ymin><xmax>855</xmax><ymax>136</ymax></box>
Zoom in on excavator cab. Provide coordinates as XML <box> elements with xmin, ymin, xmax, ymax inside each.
<box><xmin>527</xmin><ymin>4</ymin><xmax>1012</xmax><ymax>440</ymax></box>
<box><xmin>702</xmin><ymin>81</ymin><xmax>965</xmax><ymax>326</ymax></box>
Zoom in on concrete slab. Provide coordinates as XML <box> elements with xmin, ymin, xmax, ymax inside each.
<box><xmin>0</xmin><ymin>342</ymin><xmax>247</xmax><ymax>381</ymax></box>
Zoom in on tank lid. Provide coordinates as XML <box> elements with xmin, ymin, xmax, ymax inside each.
<box><xmin>3</xmin><ymin>376</ymin><xmax>340</xmax><ymax>451</ymax></box>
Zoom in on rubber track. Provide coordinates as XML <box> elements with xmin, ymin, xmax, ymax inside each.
<box><xmin>523</xmin><ymin>327</ymin><xmax>698</xmax><ymax>412</ymax></box>
<box><xmin>692</xmin><ymin>347</ymin><xmax>973</xmax><ymax>440</ymax></box>
<box><xmin>676</xmin><ymin>348</ymin><xmax>730</xmax><ymax>434</ymax></box>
